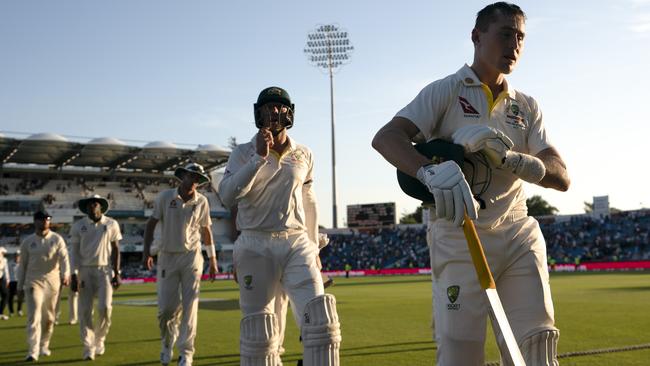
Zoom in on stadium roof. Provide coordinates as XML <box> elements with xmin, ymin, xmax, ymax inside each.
<box><xmin>0</xmin><ymin>133</ymin><xmax>231</xmax><ymax>172</ymax></box>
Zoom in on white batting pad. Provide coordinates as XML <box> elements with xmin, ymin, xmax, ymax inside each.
<box><xmin>301</xmin><ymin>294</ymin><xmax>341</xmax><ymax>366</ymax></box>
<box><xmin>520</xmin><ymin>329</ymin><xmax>559</xmax><ymax>366</ymax></box>
<box><xmin>240</xmin><ymin>312</ymin><xmax>281</xmax><ymax>366</ymax></box>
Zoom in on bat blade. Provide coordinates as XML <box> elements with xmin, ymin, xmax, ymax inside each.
<box><xmin>485</xmin><ymin>288</ymin><xmax>526</xmax><ymax>366</ymax></box>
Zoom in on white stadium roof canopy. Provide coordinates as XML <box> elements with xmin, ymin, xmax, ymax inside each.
<box><xmin>0</xmin><ymin>133</ymin><xmax>230</xmax><ymax>172</ymax></box>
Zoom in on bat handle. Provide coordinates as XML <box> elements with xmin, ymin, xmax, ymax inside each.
<box><xmin>462</xmin><ymin>212</ymin><xmax>496</xmax><ymax>290</ymax></box>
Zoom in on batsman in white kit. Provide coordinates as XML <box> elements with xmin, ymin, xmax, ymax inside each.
<box><xmin>17</xmin><ymin>211</ymin><xmax>70</xmax><ymax>362</ymax></box>
<box><xmin>69</xmin><ymin>194</ymin><xmax>122</xmax><ymax>360</ymax></box>
<box><xmin>219</xmin><ymin>86</ymin><xmax>341</xmax><ymax>366</ymax></box>
<box><xmin>144</xmin><ymin>163</ymin><xmax>218</xmax><ymax>366</ymax></box>
<box><xmin>372</xmin><ymin>2</ymin><xmax>570</xmax><ymax>365</ymax></box>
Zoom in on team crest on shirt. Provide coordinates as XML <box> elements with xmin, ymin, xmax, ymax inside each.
<box><xmin>30</xmin><ymin>242</ymin><xmax>36</xmax><ymax>249</ymax></box>
<box><xmin>80</xmin><ymin>226</ymin><xmax>87</xmax><ymax>233</ymax></box>
<box><xmin>243</xmin><ymin>275</ymin><xmax>253</xmax><ymax>290</ymax></box>
<box><xmin>458</xmin><ymin>96</ymin><xmax>480</xmax><ymax>118</ymax></box>
<box><xmin>285</xmin><ymin>149</ymin><xmax>306</xmax><ymax>168</ymax></box>
<box><xmin>170</xmin><ymin>200</ymin><xmax>178</xmax><ymax>208</ymax></box>
<box><xmin>505</xmin><ymin>102</ymin><xmax>528</xmax><ymax>130</ymax></box>
<box><xmin>447</xmin><ymin>285</ymin><xmax>461</xmax><ymax>310</ymax></box>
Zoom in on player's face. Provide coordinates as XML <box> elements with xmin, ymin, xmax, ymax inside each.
<box><xmin>87</xmin><ymin>201</ymin><xmax>103</xmax><ymax>220</ymax></box>
<box><xmin>475</xmin><ymin>13</ymin><xmax>525</xmax><ymax>75</ymax></box>
<box><xmin>258</xmin><ymin>103</ymin><xmax>292</xmax><ymax>135</ymax></box>
<box><xmin>34</xmin><ymin>217</ymin><xmax>51</xmax><ymax>232</ymax></box>
<box><xmin>180</xmin><ymin>172</ymin><xmax>201</xmax><ymax>191</ymax></box>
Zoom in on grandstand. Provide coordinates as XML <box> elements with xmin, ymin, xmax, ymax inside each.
<box><xmin>3</xmin><ymin>132</ymin><xmax>650</xmax><ymax>278</ymax></box>
<box><xmin>0</xmin><ymin>132</ymin><xmax>235</xmax><ymax>276</ymax></box>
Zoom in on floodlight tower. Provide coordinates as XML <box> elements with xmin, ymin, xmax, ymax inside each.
<box><xmin>304</xmin><ymin>24</ymin><xmax>354</xmax><ymax>228</ymax></box>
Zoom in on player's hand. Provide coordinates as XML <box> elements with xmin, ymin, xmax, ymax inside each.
<box><xmin>70</xmin><ymin>273</ymin><xmax>79</xmax><ymax>292</ymax></box>
<box><xmin>62</xmin><ymin>275</ymin><xmax>70</xmax><ymax>287</ymax></box>
<box><xmin>256</xmin><ymin>128</ymin><xmax>274</xmax><ymax>158</ymax></box>
<box><xmin>111</xmin><ymin>274</ymin><xmax>121</xmax><ymax>289</ymax></box>
<box><xmin>452</xmin><ymin>124</ymin><xmax>513</xmax><ymax>154</ymax></box>
<box><xmin>144</xmin><ymin>255</ymin><xmax>154</xmax><ymax>271</ymax></box>
<box><xmin>208</xmin><ymin>257</ymin><xmax>218</xmax><ymax>282</ymax></box>
<box><xmin>318</xmin><ymin>233</ymin><xmax>330</xmax><ymax>249</ymax></box>
<box><xmin>416</xmin><ymin>160</ymin><xmax>478</xmax><ymax>226</ymax></box>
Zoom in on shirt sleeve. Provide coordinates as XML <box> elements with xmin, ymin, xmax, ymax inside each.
<box><xmin>302</xmin><ymin>149</ymin><xmax>318</xmax><ymax>245</ymax></box>
<box><xmin>69</xmin><ymin>223</ymin><xmax>81</xmax><ymax>272</ymax></box>
<box><xmin>111</xmin><ymin>220</ymin><xmax>123</xmax><ymax>242</ymax></box>
<box><xmin>200</xmin><ymin>197</ymin><xmax>212</xmax><ymax>228</ymax></box>
<box><xmin>17</xmin><ymin>240</ymin><xmax>28</xmax><ymax>289</ymax></box>
<box><xmin>151</xmin><ymin>191</ymin><xmax>165</xmax><ymax>220</ymax></box>
<box><xmin>395</xmin><ymin>76</ymin><xmax>456</xmax><ymax>141</ymax></box>
<box><xmin>523</xmin><ymin>95</ymin><xmax>553</xmax><ymax>155</ymax></box>
<box><xmin>218</xmin><ymin>145</ymin><xmax>268</xmax><ymax>208</ymax></box>
<box><xmin>58</xmin><ymin>236</ymin><xmax>70</xmax><ymax>279</ymax></box>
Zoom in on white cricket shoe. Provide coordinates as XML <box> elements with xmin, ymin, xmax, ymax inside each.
<box><xmin>40</xmin><ymin>348</ymin><xmax>52</xmax><ymax>357</ymax></box>
<box><xmin>0</xmin><ymin>314</ymin><xmax>8</xmax><ymax>320</ymax></box>
<box><xmin>83</xmin><ymin>349</ymin><xmax>95</xmax><ymax>361</ymax></box>
<box><xmin>95</xmin><ymin>341</ymin><xmax>105</xmax><ymax>356</ymax></box>
<box><xmin>177</xmin><ymin>355</ymin><xmax>192</xmax><ymax>366</ymax></box>
<box><xmin>160</xmin><ymin>345</ymin><xmax>173</xmax><ymax>366</ymax></box>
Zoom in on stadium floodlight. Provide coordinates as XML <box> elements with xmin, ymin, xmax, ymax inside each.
<box><xmin>304</xmin><ymin>24</ymin><xmax>354</xmax><ymax>229</ymax></box>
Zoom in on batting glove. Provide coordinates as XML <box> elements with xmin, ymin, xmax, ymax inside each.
<box><xmin>452</xmin><ymin>124</ymin><xmax>513</xmax><ymax>156</ymax></box>
<box><xmin>416</xmin><ymin>160</ymin><xmax>478</xmax><ymax>226</ymax></box>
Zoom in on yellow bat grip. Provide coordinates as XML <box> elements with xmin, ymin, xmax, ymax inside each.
<box><xmin>462</xmin><ymin>212</ymin><xmax>496</xmax><ymax>290</ymax></box>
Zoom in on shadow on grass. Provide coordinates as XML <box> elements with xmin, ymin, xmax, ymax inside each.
<box><xmin>594</xmin><ymin>286</ymin><xmax>650</xmax><ymax>292</ymax></box>
<box><xmin>150</xmin><ymin>340</ymin><xmax>437</xmax><ymax>366</ymax></box>
<box><xmin>332</xmin><ymin>278</ymin><xmax>430</xmax><ymax>287</ymax></box>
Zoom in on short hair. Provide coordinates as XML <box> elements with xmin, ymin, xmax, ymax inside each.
<box><xmin>475</xmin><ymin>2</ymin><xmax>526</xmax><ymax>32</ymax></box>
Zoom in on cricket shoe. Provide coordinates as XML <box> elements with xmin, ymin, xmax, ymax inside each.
<box><xmin>160</xmin><ymin>345</ymin><xmax>173</xmax><ymax>366</ymax></box>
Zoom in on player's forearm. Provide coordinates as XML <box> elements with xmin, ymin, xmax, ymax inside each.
<box><xmin>372</xmin><ymin>118</ymin><xmax>431</xmax><ymax>177</ymax></box>
<box><xmin>536</xmin><ymin>147</ymin><xmax>570</xmax><ymax>192</ymax></box>
<box><xmin>218</xmin><ymin>156</ymin><xmax>267</xmax><ymax>207</ymax></box>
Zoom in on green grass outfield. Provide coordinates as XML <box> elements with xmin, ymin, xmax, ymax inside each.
<box><xmin>1</xmin><ymin>272</ymin><xmax>650</xmax><ymax>365</ymax></box>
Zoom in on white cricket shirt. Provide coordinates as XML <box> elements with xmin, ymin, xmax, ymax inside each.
<box><xmin>69</xmin><ymin>215</ymin><xmax>122</xmax><ymax>270</ymax></box>
<box><xmin>17</xmin><ymin>231</ymin><xmax>70</xmax><ymax>288</ymax></box>
<box><xmin>219</xmin><ymin>135</ymin><xmax>314</xmax><ymax>233</ymax></box>
<box><xmin>397</xmin><ymin>64</ymin><xmax>552</xmax><ymax>228</ymax></box>
<box><xmin>152</xmin><ymin>188</ymin><xmax>212</xmax><ymax>253</ymax></box>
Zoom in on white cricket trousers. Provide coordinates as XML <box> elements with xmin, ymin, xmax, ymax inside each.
<box><xmin>78</xmin><ymin>266</ymin><xmax>113</xmax><ymax>354</ymax></box>
<box><xmin>234</xmin><ymin>230</ymin><xmax>323</xmax><ymax>326</ymax></box>
<box><xmin>25</xmin><ymin>276</ymin><xmax>60</xmax><ymax>358</ymax></box>
<box><xmin>429</xmin><ymin>214</ymin><xmax>556</xmax><ymax>366</ymax></box>
<box><xmin>157</xmin><ymin>249</ymin><xmax>204</xmax><ymax>359</ymax></box>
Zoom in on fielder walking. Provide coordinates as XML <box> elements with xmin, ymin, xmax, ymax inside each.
<box><xmin>372</xmin><ymin>3</ymin><xmax>570</xmax><ymax>365</ymax></box>
<box><xmin>69</xmin><ymin>194</ymin><xmax>122</xmax><ymax>360</ymax></box>
<box><xmin>17</xmin><ymin>211</ymin><xmax>70</xmax><ymax>361</ymax></box>
<box><xmin>219</xmin><ymin>86</ymin><xmax>341</xmax><ymax>365</ymax></box>
<box><xmin>0</xmin><ymin>247</ymin><xmax>9</xmax><ymax>320</ymax></box>
<box><xmin>144</xmin><ymin>163</ymin><xmax>218</xmax><ymax>366</ymax></box>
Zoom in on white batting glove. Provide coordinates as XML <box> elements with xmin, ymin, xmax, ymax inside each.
<box><xmin>452</xmin><ymin>124</ymin><xmax>513</xmax><ymax>154</ymax></box>
<box><xmin>416</xmin><ymin>161</ymin><xmax>478</xmax><ymax>226</ymax></box>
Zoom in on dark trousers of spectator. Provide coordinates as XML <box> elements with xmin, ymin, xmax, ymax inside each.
<box><xmin>0</xmin><ymin>276</ymin><xmax>8</xmax><ymax>315</ymax></box>
<box><xmin>8</xmin><ymin>281</ymin><xmax>22</xmax><ymax>314</ymax></box>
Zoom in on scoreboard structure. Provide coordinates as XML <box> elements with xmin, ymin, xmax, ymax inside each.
<box><xmin>347</xmin><ymin>202</ymin><xmax>396</xmax><ymax>228</ymax></box>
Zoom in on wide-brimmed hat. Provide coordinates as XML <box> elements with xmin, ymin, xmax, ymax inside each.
<box><xmin>78</xmin><ymin>195</ymin><xmax>109</xmax><ymax>214</ymax></box>
<box><xmin>174</xmin><ymin>163</ymin><xmax>210</xmax><ymax>186</ymax></box>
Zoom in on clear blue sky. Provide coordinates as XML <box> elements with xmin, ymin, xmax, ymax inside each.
<box><xmin>2</xmin><ymin>0</ymin><xmax>649</xmax><ymax>227</ymax></box>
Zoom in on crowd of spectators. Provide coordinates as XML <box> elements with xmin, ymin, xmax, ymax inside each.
<box><xmin>319</xmin><ymin>210</ymin><xmax>650</xmax><ymax>271</ymax></box>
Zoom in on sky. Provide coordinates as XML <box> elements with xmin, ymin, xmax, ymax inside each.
<box><xmin>1</xmin><ymin>0</ymin><xmax>650</xmax><ymax>228</ymax></box>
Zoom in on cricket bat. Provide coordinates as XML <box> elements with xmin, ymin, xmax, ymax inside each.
<box><xmin>463</xmin><ymin>212</ymin><xmax>526</xmax><ymax>366</ymax></box>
